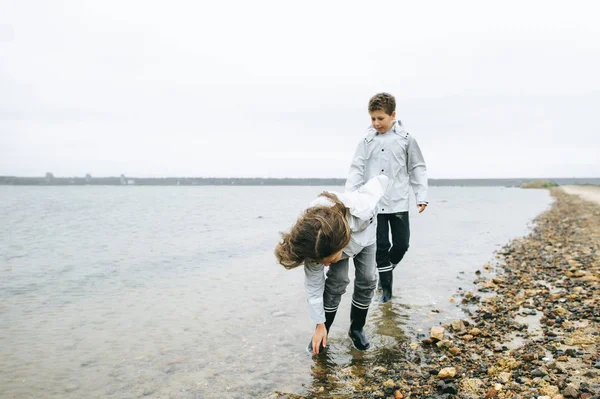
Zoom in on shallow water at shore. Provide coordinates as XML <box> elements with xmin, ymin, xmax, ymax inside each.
<box><xmin>0</xmin><ymin>186</ymin><xmax>552</xmax><ymax>398</ymax></box>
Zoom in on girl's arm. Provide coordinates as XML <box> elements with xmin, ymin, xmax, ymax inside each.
<box><xmin>304</xmin><ymin>261</ymin><xmax>326</xmax><ymax>325</ymax></box>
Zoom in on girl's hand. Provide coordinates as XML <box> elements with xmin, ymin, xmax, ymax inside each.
<box><xmin>417</xmin><ymin>204</ymin><xmax>427</xmax><ymax>213</ymax></box>
<box><xmin>311</xmin><ymin>324</ymin><xmax>327</xmax><ymax>355</ymax></box>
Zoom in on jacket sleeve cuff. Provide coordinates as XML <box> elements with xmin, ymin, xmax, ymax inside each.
<box><xmin>307</xmin><ymin>297</ymin><xmax>326</xmax><ymax>324</ymax></box>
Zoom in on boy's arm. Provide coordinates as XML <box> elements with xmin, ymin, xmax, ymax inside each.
<box><xmin>304</xmin><ymin>261</ymin><xmax>326</xmax><ymax>325</ymax></box>
<box><xmin>407</xmin><ymin>135</ymin><xmax>428</xmax><ymax>205</ymax></box>
<box><xmin>345</xmin><ymin>140</ymin><xmax>366</xmax><ymax>192</ymax></box>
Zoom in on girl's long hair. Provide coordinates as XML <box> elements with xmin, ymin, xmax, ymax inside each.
<box><xmin>275</xmin><ymin>192</ymin><xmax>351</xmax><ymax>269</ymax></box>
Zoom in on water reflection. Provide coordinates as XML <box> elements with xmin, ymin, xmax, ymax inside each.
<box><xmin>301</xmin><ymin>298</ymin><xmax>416</xmax><ymax>397</ymax></box>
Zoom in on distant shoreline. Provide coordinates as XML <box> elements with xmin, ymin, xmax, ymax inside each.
<box><xmin>1</xmin><ymin>176</ymin><xmax>599</xmax><ymax>187</ymax></box>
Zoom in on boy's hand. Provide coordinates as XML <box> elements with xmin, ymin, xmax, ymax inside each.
<box><xmin>311</xmin><ymin>324</ymin><xmax>327</xmax><ymax>355</ymax></box>
<box><xmin>417</xmin><ymin>204</ymin><xmax>427</xmax><ymax>213</ymax></box>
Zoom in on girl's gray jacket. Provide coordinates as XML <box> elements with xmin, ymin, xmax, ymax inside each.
<box><xmin>346</xmin><ymin>120</ymin><xmax>428</xmax><ymax>213</ymax></box>
<box><xmin>303</xmin><ymin>175</ymin><xmax>389</xmax><ymax>324</ymax></box>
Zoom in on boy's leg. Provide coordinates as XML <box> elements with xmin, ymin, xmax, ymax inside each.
<box><xmin>375</xmin><ymin>214</ymin><xmax>392</xmax><ymax>269</ymax></box>
<box><xmin>349</xmin><ymin>243</ymin><xmax>377</xmax><ymax>350</ymax></box>
<box><xmin>376</xmin><ymin>214</ymin><xmax>394</xmax><ymax>302</ymax></box>
<box><xmin>389</xmin><ymin>211</ymin><xmax>410</xmax><ymax>268</ymax></box>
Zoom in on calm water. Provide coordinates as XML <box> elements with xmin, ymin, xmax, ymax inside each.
<box><xmin>0</xmin><ymin>186</ymin><xmax>552</xmax><ymax>398</ymax></box>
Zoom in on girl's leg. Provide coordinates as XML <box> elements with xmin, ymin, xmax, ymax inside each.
<box><xmin>352</xmin><ymin>243</ymin><xmax>377</xmax><ymax>307</ymax></box>
<box><xmin>323</xmin><ymin>257</ymin><xmax>350</xmax><ymax>315</ymax></box>
<box><xmin>349</xmin><ymin>243</ymin><xmax>377</xmax><ymax>350</ymax></box>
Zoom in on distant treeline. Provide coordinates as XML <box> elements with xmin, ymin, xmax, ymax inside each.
<box><xmin>1</xmin><ymin>175</ymin><xmax>599</xmax><ymax>187</ymax></box>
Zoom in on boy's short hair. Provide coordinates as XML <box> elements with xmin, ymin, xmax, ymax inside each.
<box><xmin>368</xmin><ymin>93</ymin><xmax>396</xmax><ymax>115</ymax></box>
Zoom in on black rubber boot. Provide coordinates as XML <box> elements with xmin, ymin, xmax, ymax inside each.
<box><xmin>307</xmin><ymin>310</ymin><xmax>337</xmax><ymax>354</ymax></box>
<box><xmin>377</xmin><ymin>270</ymin><xmax>393</xmax><ymax>303</ymax></box>
<box><xmin>348</xmin><ymin>304</ymin><xmax>370</xmax><ymax>350</ymax></box>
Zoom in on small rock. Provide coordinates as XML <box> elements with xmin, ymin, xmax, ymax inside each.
<box><xmin>451</xmin><ymin>320</ymin><xmax>466</xmax><ymax>333</ymax></box>
<box><xmin>485</xmin><ymin>388</ymin><xmax>499</xmax><ymax>398</ymax></box>
<box><xmin>167</xmin><ymin>356</ymin><xmax>186</xmax><ymax>365</ymax></box>
<box><xmin>461</xmin><ymin>378</ymin><xmax>483</xmax><ymax>393</ymax></box>
<box><xmin>532</xmin><ymin>368</ymin><xmax>548</xmax><ymax>377</ymax></box>
<box><xmin>463</xmin><ymin>334</ymin><xmax>474</xmax><ymax>341</ymax></box>
<box><xmin>394</xmin><ymin>390</ymin><xmax>404</xmax><ymax>399</ymax></box>
<box><xmin>562</xmin><ymin>385</ymin><xmax>579</xmax><ymax>398</ymax></box>
<box><xmin>565</xmin><ymin>349</ymin><xmax>577</xmax><ymax>357</ymax></box>
<box><xmin>557</xmin><ymin>377</ymin><xmax>567</xmax><ymax>389</ymax></box>
<box><xmin>271</xmin><ymin>310</ymin><xmax>288</xmax><ymax>317</ymax></box>
<box><xmin>498</xmin><ymin>371</ymin><xmax>511</xmax><ymax>383</ymax></box>
<box><xmin>436</xmin><ymin>381</ymin><xmax>446</xmax><ymax>392</ymax></box>
<box><xmin>436</xmin><ymin>340</ymin><xmax>451</xmax><ymax>350</ymax></box>
<box><xmin>449</xmin><ymin>347</ymin><xmax>462</xmax><ymax>355</ymax></box>
<box><xmin>437</xmin><ymin>367</ymin><xmax>457</xmax><ymax>379</ymax></box>
<box><xmin>430</xmin><ymin>326</ymin><xmax>445</xmax><ymax>341</ymax></box>
<box><xmin>443</xmin><ymin>383</ymin><xmax>458</xmax><ymax>394</ymax></box>
<box><xmin>540</xmin><ymin>386</ymin><xmax>560</xmax><ymax>397</ymax></box>
<box><xmin>470</xmin><ymin>327</ymin><xmax>482</xmax><ymax>336</ymax></box>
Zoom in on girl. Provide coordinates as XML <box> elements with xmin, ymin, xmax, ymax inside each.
<box><xmin>275</xmin><ymin>175</ymin><xmax>388</xmax><ymax>354</ymax></box>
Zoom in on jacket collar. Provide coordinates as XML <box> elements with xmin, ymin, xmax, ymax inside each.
<box><xmin>374</xmin><ymin>120</ymin><xmax>404</xmax><ymax>136</ymax></box>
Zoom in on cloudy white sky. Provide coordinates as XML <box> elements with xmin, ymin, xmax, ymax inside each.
<box><xmin>1</xmin><ymin>0</ymin><xmax>599</xmax><ymax>178</ymax></box>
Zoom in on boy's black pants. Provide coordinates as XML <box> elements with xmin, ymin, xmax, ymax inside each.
<box><xmin>376</xmin><ymin>212</ymin><xmax>410</xmax><ymax>272</ymax></box>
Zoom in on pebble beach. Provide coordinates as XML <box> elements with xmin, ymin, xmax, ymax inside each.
<box><xmin>273</xmin><ymin>186</ymin><xmax>600</xmax><ymax>399</ymax></box>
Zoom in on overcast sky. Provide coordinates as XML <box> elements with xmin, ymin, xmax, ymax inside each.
<box><xmin>1</xmin><ymin>0</ymin><xmax>599</xmax><ymax>178</ymax></box>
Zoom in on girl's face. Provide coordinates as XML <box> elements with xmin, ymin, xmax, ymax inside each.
<box><xmin>321</xmin><ymin>249</ymin><xmax>344</xmax><ymax>266</ymax></box>
<box><xmin>369</xmin><ymin>109</ymin><xmax>396</xmax><ymax>133</ymax></box>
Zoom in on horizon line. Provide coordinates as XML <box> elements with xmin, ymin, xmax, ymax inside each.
<box><xmin>2</xmin><ymin>175</ymin><xmax>600</xmax><ymax>180</ymax></box>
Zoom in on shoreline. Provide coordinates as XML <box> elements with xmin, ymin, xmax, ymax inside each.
<box><xmin>2</xmin><ymin>177</ymin><xmax>600</xmax><ymax>187</ymax></box>
<box><xmin>274</xmin><ymin>187</ymin><xmax>600</xmax><ymax>398</ymax></box>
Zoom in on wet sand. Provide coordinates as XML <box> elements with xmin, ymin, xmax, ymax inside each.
<box><xmin>273</xmin><ymin>187</ymin><xmax>600</xmax><ymax>398</ymax></box>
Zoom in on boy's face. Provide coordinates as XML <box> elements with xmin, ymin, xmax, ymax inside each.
<box><xmin>369</xmin><ymin>109</ymin><xmax>396</xmax><ymax>134</ymax></box>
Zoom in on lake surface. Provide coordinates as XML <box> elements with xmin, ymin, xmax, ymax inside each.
<box><xmin>0</xmin><ymin>185</ymin><xmax>552</xmax><ymax>398</ymax></box>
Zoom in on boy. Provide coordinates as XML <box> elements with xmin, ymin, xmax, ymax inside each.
<box><xmin>345</xmin><ymin>92</ymin><xmax>428</xmax><ymax>303</ymax></box>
